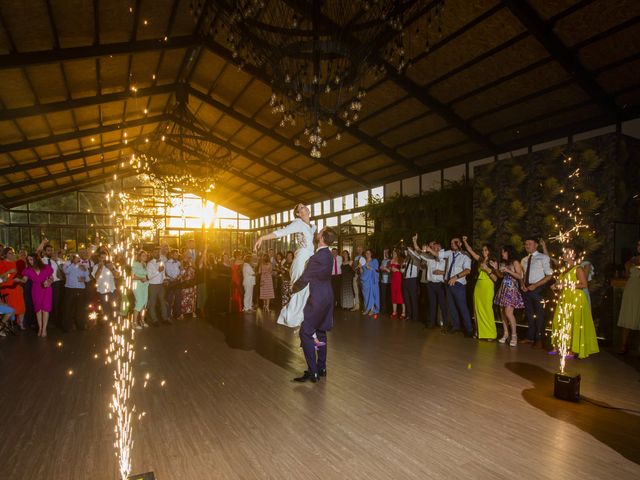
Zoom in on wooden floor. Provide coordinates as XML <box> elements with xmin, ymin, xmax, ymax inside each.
<box><xmin>1</xmin><ymin>310</ymin><xmax>639</xmax><ymax>480</ymax></box>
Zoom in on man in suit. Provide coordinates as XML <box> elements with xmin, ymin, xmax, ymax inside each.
<box><xmin>291</xmin><ymin>227</ymin><xmax>337</xmax><ymax>383</ymax></box>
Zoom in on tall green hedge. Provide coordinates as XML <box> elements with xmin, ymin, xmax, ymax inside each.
<box><xmin>364</xmin><ymin>180</ymin><xmax>473</xmax><ymax>253</ymax></box>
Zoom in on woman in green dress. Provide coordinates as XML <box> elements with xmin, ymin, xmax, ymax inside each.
<box><xmin>462</xmin><ymin>236</ymin><xmax>497</xmax><ymax>340</ymax></box>
<box><xmin>617</xmin><ymin>240</ymin><xmax>640</xmax><ymax>354</ymax></box>
<box><xmin>550</xmin><ymin>247</ymin><xmax>599</xmax><ymax>359</ymax></box>
<box><xmin>132</xmin><ymin>250</ymin><xmax>149</xmax><ymax>330</ymax></box>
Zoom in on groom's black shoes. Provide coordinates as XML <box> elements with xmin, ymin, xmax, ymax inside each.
<box><xmin>294</xmin><ymin>371</ymin><xmax>319</xmax><ymax>383</ymax></box>
<box><xmin>318</xmin><ymin>368</ymin><xmax>327</xmax><ymax>377</ymax></box>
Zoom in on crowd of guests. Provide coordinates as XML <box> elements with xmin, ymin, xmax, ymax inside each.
<box><xmin>2</xmin><ymin>233</ymin><xmax>638</xmax><ymax>360</ymax></box>
<box><xmin>0</xmin><ymin>238</ymin><xmax>236</xmax><ymax>337</ymax></box>
<box><xmin>319</xmin><ymin>234</ymin><xmax>601</xmax><ymax>359</ymax></box>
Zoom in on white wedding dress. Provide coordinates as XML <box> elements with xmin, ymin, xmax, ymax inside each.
<box><xmin>272</xmin><ymin>218</ymin><xmax>317</xmax><ymax>328</ymax></box>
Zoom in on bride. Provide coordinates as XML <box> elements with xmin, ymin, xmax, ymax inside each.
<box><xmin>254</xmin><ymin>203</ymin><xmax>316</xmax><ymax>328</ymax></box>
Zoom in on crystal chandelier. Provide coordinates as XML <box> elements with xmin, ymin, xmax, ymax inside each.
<box><xmin>130</xmin><ymin>86</ymin><xmax>231</xmax><ymax>194</ymax></box>
<box><xmin>190</xmin><ymin>0</ymin><xmax>445</xmax><ymax>158</ymax></box>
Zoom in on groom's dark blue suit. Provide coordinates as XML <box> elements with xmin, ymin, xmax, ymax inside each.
<box><xmin>291</xmin><ymin>246</ymin><xmax>333</xmax><ymax>375</ymax></box>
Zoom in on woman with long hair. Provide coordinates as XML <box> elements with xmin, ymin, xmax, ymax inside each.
<box><xmin>254</xmin><ymin>203</ymin><xmax>317</xmax><ymax>328</ymax></box>
<box><xmin>617</xmin><ymin>240</ymin><xmax>640</xmax><ymax>354</ymax></box>
<box><xmin>132</xmin><ymin>250</ymin><xmax>149</xmax><ymax>330</ymax></box>
<box><xmin>280</xmin><ymin>251</ymin><xmax>295</xmax><ymax>309</ymax></box>
<box><xmin>340</xmin><ymin>250</ymin><xmax>355</xmax><ymax>309</ymax></box>
<box><xmin>0</xmin><ymin>247</ymin><xmax>26</xmax><ymax>329</ymax></box>
<box><xmin>550</xmin><ymin>247</ymin><xmax>599</xmax><ymax>359</ymax></box>
<box><xmin>462</xmin><ymin>236</ymin><xmax>497</xmax><ymax>340</ymax></box>
<box><xmin>361</xmin><ymin>249</ymin><xmax>380</xmax><ymax>318</ymax></box>
<box><xmin>22</xmin><ymin>252</ymin><xmax>53</xmax><ymax>337</ymax></box>
<box><xmin>259</xmin><ymin>253</ymin><xmax>275</xmax><ymax>312</ymax></box>
<box><xmin>180</xmin><ymin>257</ymin><xmax>197</xmax><ymax>318</ymax></box>
<box><xmin>390</xmin><ymin>250</ymin><xmax>405</xmax><ymax>319</ymax></box>
<box><xmin>492</xmin><ymin>245</ymin><xmax>525</xmax><ymax>347</ymax></box>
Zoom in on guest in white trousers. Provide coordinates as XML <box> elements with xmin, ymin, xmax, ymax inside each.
<box><xmin>242</xmin><ymin>255</ymin><xmax>256</xmax><ymax>312</ymax></box>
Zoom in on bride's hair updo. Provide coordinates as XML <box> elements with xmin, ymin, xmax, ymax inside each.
<box><xmin>293</xmin><ymin>203</ymin><xmax>304</xmax><ymax>218</ymax></box>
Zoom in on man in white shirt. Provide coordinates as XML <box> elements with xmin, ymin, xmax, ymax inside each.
<box><xmin>411</xmin><ymin>237</ymin><xmax>448</xmax><ymax>328</ymax></box>
<box><xmin>425</xmin><ymin>236</ymin><xmax>473</xmax><ymax>336</ymax></box>
<box><xmin>146</xmin><ymin>247</ymin><xmax>170</xmax><ymax>325</ymax></box>
<box><xmin>242</xmin><ymin>255</ymin><xmax>256</xmax><ymax>312</ymax></box>
<box><xmin>164</xmin><ymin>249</ymin><xmax>182</xmax><ymax>321</ymax></box>
<box><xmin>402</xmin><ymin>240</ymin><xmax>421</xmax><ymax>322</ymax></box>
<box><xmin>330</xmin><ymin>247</ymin><xmax>342</xmax><ymax>307</ymax></box>
<box><xmin>520</xmin><ymin>237</ymin><xmax>554</xmax><ymax>348</ymax></box>
<box><xmin>92</xmin><ymin>251</ymin><xmax>118</xmax><ymax>324</ymax></box>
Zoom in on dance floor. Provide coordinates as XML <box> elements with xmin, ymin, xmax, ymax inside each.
<box><xmin>1</xmin><ymin>310</ymin><xmax>639</xmax><ymax>480</ymax></box>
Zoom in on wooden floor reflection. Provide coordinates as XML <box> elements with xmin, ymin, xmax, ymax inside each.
<box><xmin>1</xmin><ymin>309</ymin><xmax>639</xmax><ymax>480</ymax></box>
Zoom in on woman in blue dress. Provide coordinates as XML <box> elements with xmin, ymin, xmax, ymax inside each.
<box><xmin>361</xmin><ymin>249</ymin><xmax>380</xmax><ymax>318</ymax></box>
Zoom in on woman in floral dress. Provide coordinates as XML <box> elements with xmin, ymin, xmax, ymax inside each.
<box><xmin>492</xmin><ymin>245</ymin><xmax>524</xmax><ymax>347</ymax></box>
<box><xmin>180</xmin><ymin>257</ymin><xmax>197</xmax><ymax>317</ymax></box>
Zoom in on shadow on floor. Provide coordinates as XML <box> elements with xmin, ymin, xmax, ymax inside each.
<box><xmin>207</xmin><ymin>310</ymin><xmax>301</xmax><ymax>373</ymax></box>
<box><xmin>505</xmin><ymin>362</ymin><xmax>640</xmax><ymax>465</ymax></box>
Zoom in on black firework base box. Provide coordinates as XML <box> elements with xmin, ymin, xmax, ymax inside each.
<box><xmin>128</xmin><ymin>472</ymin><xmax>155</xmax><ymax>480</ymax></box>
<box><xmin>554</xmin><ymin>371</ymin><xmax>581</xmax><ymax>402</ymax></box>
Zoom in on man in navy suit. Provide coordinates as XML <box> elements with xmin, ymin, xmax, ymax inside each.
<box><xmin>291</xmin><ymin>227</ymin><xmax>337</xmax><ymax>383</ymax></box>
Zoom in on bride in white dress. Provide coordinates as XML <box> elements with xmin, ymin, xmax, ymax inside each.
<box><xmin>254</xmin><ymin>203</ymin><xmax>317</xmax><ymax>328</ymax></box>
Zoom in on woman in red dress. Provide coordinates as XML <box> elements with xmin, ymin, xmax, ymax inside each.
<box><xmin>229</xmin><ymin>250</ymin><xmax>244</xmax><ymax>313</ymax></box>
<box><xmin>390</xmin><ymin>251</ymin><xmax>406</xmax><ymax>319</ymax></box>
<box><xmin>0</xmin><ymin>247</ymin><xmax>26</xmax><ymax>329</ymax></box>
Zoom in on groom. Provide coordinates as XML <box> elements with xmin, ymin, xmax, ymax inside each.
<box><xmin>291</xmin><ymin>227</ymin><xmax>337</xmax><ymax>383</ymax></box>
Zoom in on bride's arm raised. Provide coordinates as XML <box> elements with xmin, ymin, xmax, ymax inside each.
<box><xmin>254</xmin><ymin>218</ymin><xmax>304</xmax><ymax>251</ymax></box>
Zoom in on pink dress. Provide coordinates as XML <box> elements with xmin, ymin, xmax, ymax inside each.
<box><xmin>22</xmin><ymin>265</ymin><xmax>53</xmax><ymax>312</ymax></box>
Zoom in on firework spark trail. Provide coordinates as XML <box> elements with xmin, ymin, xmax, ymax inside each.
<box><xmin>105</xmin><ymin>187</ymin><xmax>149</xmax><ymax>480</ymax></box>
<box><xmin>550</xmin><ymin>155</ymin><xmax>590</xmax><ymax>373</ymax></box>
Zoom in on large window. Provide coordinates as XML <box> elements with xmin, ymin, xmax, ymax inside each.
<box><xmin>357</xmin><ymin>190</ymin><xmax>369</xmax><ymax>207</ymax></box>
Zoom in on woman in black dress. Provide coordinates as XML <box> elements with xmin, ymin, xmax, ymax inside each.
<box><xmin>340</xmin><ymin>250</ymin><xmax>355</xmax><ymax>309</ymax></box>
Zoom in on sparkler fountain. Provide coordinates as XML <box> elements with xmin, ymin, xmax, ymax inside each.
<box><xmin>104</xmin><ymin>185</ymin><xmax>163</xmax><ymax>479</ymax></box>
<box><xmin>549</xmin><ymin>154</ymin><xmax>592</xmax><ymax>400</ymax></box>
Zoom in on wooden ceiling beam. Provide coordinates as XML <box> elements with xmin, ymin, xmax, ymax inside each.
<box><xmin>0</xmin><ymin>83</ymin><xmax>177</xmax><ymax>121</ymax></box>
<box><xmin>275</xmin><ymin>2</ymin><xmax>497</xmax><ymax>153</ymax></box>
<box><xmin>161</xmin><ymin>138</ymin><xmax>301</xmax><ymax>204</ymax></box>
<box><xmin>187</xmin><ymin>86</ymin><xmax>370</xmax><ymax>186</ymax></box>
<box><xmin>170</xmin><ymin>113</ymin><xmax>327</xmax><ymax>196</ymax></box>
<box><xmin>503</xmin><ymin>0</ymin><xmax>621</xmax><ymax>121</ymax></box>
<box><xmin>0</xmin><ymin>114</ymin><xmax>167</xmax><ymax>154</ymax></box>
<box><xmin>2</xmin><ymin>169</ymin><xmax>135</xmax><ymax>209</ymax></box>
<box><xmin>0</xmin><ymin>35</ymin><xmax>197</xmax><ymax>70</ymax></box>
<box><xmin>1</xmin><ymin>156</ymin><xmax>126</xmax><ymax>191</ymax></box>
<box><xmin>201</xmin><ymin>39</ymin><xmax>420</xmax><ymax>179</ymax></box>
<box><xmin>0</xmin><ymin>137</ymin><xmax>145</xmax><ymax>177</ymax></box>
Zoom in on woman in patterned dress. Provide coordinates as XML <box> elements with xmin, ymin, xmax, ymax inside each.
<box><xmin>180</xmin><ymin>257</ymin><xmax>197</xmax><ymax>317</ymax></box>
<box><xmin>280</xmin><ymin>251</ymin><xmax>294</xmax><ymax>308</ymax></box>
<box><xmin>492</xmin><ymin>245</ymin><xmax>524</xmax><ymax>347</ymax></box>
<box><xmin>259</xmin><ymin>253</ymin><xmax>275</xmax><ymax>312</ymax></box>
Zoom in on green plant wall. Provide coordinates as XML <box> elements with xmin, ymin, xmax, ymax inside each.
<box><xmin>473</xmin><ymin>133</ymin><xmax>640</xmax><ymax>295</ymax></box>
<box><xmin>364</xmin><ymin>180</ymin><xmax>473</xmax><ymax>253</ymax></box>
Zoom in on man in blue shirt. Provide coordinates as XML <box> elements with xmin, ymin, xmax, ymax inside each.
<box><xmin>62</xmin><ymin>253</ymin><xmax>90</xmax><ymax>331</ymax></box>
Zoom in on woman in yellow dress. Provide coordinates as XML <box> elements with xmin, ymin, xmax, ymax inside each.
<box><xmin>550</xmin><ymin>247</ymin><xmax>599</xmax><ymax>359</ymax></box>
<box><xmin>462</xmin><ymin>236</ymin><xmax>497</xmax><ymax>340</ymax></box>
